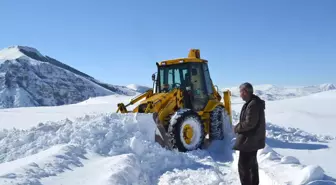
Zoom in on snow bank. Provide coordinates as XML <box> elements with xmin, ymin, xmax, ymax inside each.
<box><xmin>295</xmin><ymin>165</ymin><xmax>325</xmax><ymax>185</ymax></box>
<box><xmin>0</xmin><ymin>113</ymin><xmax>156</xmax><ymax>184</ymax></box>
<box><xmin>0</xmin><ymin>103</ymin><xmax>334</xmax><ymax>184</ymax></box>
<box><xmin>231</xmin><ymin>107</ymin><xmax>333</xmax><ymax>184</ymax></box>
<box><xmin>0</xmin><ymin>144</ymin><xmax>85</xmax><ymax>185</ymax></box>
<box><xmin>105</xmin><ymin>154</ymin><xmax>141</xmax><ymax>185</ymax></box>
<box><xmin>40</xmin><ymin>153</ymin><xmax>141</xmax><ymax>185</ymax></box>
<box><xmin>266</xmin><ymin>123</ymin><xmax>335</xmax><ymax>143</ymax></box>
<box><xmin>281</xmin><ymin>156</ymin><xmax>300</xmax><ymax>164</ymax></box>
<box><xmin>0</xmin><ymin>113</ymin><xmax>155</xmax><ymax>163</ymax></box>
<box><xmin>252</xmin><ymin>144</ymin><xmax>334</xmax><ymax>185</ymax></box>
<box><xmin>228</xmin><ymin>133</ymin><xmax>331</xmax><ymax>185</ymax></box>
<box><xmin>0</xmin><ymin>112</ymin><xmax>237</xmax><ymax>185</ymax></box>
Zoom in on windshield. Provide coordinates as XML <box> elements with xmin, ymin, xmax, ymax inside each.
<box><xmin>158</xmin><ymin>64</ymin><xmax>189</xmax><ymax>93</ymax></box>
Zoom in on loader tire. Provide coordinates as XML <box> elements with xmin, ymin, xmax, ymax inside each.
<box><xmin>168</xmin><ymin>109</ymin><xmax>205</xmax><ymax>152</ymax></box>
<box><xmin>210</xmin><ymin>106</ymin><xmax>230</xmax><ymax>140</ymax></box>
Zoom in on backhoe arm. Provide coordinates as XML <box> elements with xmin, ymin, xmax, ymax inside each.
<box><xmin>116</xmin><ymin>89</ymin><xmax>153</xmax><ymax>113</ymax></box>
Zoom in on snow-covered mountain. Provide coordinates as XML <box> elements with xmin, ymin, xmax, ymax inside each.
<box><xmin>0</xmin><ymin>46</ymin><xmax>135</xmax><ymax>108</ymax></box>
<box><xmin>225</xmin><ymin>83</ymin><xmax>336</xmax><ymax>101</ymax></box>
<box><xmin>127</xmin><ymin>84</ymin><xmax>151</xmax><ymax>93</ymax></box>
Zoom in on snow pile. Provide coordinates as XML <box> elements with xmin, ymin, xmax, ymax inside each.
<box><xmin>0</xmin><ymin>114</ymin><xmax>333</xmax><ymax>185</ymax></box>
<box><xmin>0</xmin><ymin>144</ymin><xmax>86</xmax><ymax>184</ymax></box>
<box><xmin>244</xmin><ymin>90</ymin><xmax>336</xmax><ymax>178</ymax></box>
<box><xmin>0</xmin><ymin>113</ymin><xmax>155</xmax><ymax>162</ymax></box>
<box><xmin>231</xmin><ymin>104</ymin><xmax>335</xmax><ymax>184</ymax></box>
<box><xmin>0</xmin><ymin>110</ymin><xmax>243</xmax><ymax>185</ymax></box>
<box><xmin>0</xmin><ymin>144</ymin><xmax>142</xmax><ymax>185</ymax></box>
<box><xmin>0</xmin><ymin>113</ymin><xmax>155</xmax><ymax>184</ymax></box>
<box><xmin>295</xmin><ymin>165</ymin><xmax>325</xmax><ymax>185</ymax></box>
<box><xmin>0</xmin><ymin>112</ymin><xmax>236</xmax><ymax>185</ymax></box>
<box><xmin>266</xmin><ymin>123</ymin><xmax>335</xmax><ymax>143</ymax></box>
<box><xmin>257</xmin><ymin>145</ymin><xmax>282</xmax><ymax>161</ymax></box>
<box><xmin>252</xmin><ymin>144</ymin><xmax>333</xmax><ymax>185</ymax></box>
<box><xmin>281</xmin><ymin>156</ymin><xmax>300</xmax><ymax>164</ymax></box>
<box><xmin>0</xmin><ymin>89</ymin><xmax>335</xmax><ymax>184</ymax></box>
<box><xmin>101</xmin><ymin>154</ymin><xmax>141</xmax><ymax>185</ymax></box>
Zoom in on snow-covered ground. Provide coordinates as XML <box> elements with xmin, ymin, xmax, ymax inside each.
<box><xmin>0</xmin><ymin>94</ymin><xmax>135</xmax><ymax>129</ymax></box>
<box><xmin>0</xmin><ymin>88</ymin><xmax>335</xmax><ymax>184</ymax></box>
<box><xmin>232</xmin><ymin>90</ymin><xmax>336</xmax><ymax>181</ymax></box>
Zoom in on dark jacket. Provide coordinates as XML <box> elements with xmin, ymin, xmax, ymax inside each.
<box><xmin>233</xmin><ymin>95</ymin><xmax>266</xmax><ymax>152</ymax></box>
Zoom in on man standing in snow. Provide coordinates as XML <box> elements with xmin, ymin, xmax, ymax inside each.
<box><xmin>233</xmin><ymin>82</ymin><xmax>266</xmax><ymax>185</ymax></box>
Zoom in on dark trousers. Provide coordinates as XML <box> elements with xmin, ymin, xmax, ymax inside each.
<box><xmin>238</xmin><ymin>151</ymin><xmax>259</xmax><ymax>185</ymax></box>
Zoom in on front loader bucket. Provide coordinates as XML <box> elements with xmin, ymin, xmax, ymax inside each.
<box><xmin>152</xmin><ymin>113</ymin><xmax>173</xmax><ymax>150</ymax></box>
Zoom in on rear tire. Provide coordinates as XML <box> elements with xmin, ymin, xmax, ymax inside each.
<box><xmin>210</xmin><ymin>106</ymin><xmax>230</xmax><ymax>140</ymax></box>
<box><xmin>168</xmin><ymin>109</ymin><xmax>205</xmax><ymax>152</ymax></box>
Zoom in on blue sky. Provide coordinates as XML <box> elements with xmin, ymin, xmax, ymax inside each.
<box><xmin>1</xmin><ymin>0</ymin><xmax>335</xmax><ymax>87</ymax></box>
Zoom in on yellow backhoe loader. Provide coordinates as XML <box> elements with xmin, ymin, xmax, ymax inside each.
<box><xmin>117</xmin><ymin>49</ymin><xmax>232</xmax><ymax>152</ymax></box>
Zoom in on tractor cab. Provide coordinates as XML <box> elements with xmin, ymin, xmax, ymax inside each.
<box><xmin>155</xmin><ymin>49</ymin><xmax>214</xmax><ymax>111</ymax></box>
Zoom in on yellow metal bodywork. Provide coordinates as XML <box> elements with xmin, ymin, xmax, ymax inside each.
<box><xmin>117</xmin><ymin>89</ymin><xmax>232</xmax><ymax>136</ymax></box>
<box><xmin>183</xmin><ymin>124</ymin><xmax>194</xmax><ymax>144</ymax></box>
<box><xmin>223</xmin><ymin>90</ymin><xmax>232</xmax><ymax>124</ymax></box>
<box><xmin>159</xmin><ymin>58</ymin><xmax>207</xmax><ymax>66</ymax></box>
<box><xmin>116</xmin><ymin>49</ymin><xmax>232</xmax><ymax>149</ymax></box>
<box><xmin>116</xmin><ymin>89</ymin><xmax>153</xmax><ymax>113</ymax></box>
<box><xmin>117</xmin><ymin>88</ymin><xmax>184</xmax><ymax>126</ymax></box>
<box><xmin>158</xmin><ymin>49</ymin><xmax>207</xmax><ymax>66</ymax></box>
<box><xmin>125</xmin><ymin>88</ymin><xmax>184</xmax><ymax>126</ymax></box>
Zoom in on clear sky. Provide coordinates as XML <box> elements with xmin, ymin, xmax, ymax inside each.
<box><xmin>1</xmin><ymin>0</ymin><xmax>335</xmax><ymax>87</ymax></box>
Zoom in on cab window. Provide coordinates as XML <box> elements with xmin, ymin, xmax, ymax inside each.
<box><xmin>203</xmin><ymin>63</ymin><xmax>213</xmax><ymax>95</ymax></box>
<box><xmin>159</xmin><ymin>64</ymin><xmax>188</xmax><ymax>92</ymax></box>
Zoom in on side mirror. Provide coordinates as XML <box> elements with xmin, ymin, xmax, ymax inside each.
<box><xmin>215</xmin><ymin>85</ymin><xmax>219</xmax><ymax>92</ymax></box>
<box><xmin>152</xmin><ymin>73</ymin><xmax>156</xmax><ymax>81</ymax></box>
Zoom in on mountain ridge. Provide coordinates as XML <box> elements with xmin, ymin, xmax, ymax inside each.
<box><xmin>224</xmin><ymin>83</ymin><xmax>336</xmax><ymax>101</ymax></box>
<box><xmin>0</xmin><ymin>46</ymin><xmax>135</xmax><ymax>108</ymax></box>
